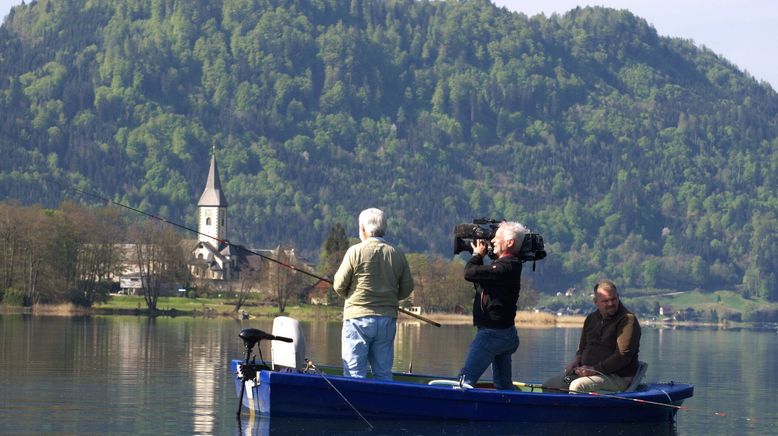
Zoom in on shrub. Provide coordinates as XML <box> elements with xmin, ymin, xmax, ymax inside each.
<box><xmin>1</xmin><ymin>288</ymin><xmax>27</xmax><ymax>306</ymax></box>
<box><xmin>67</xmin><ymin>289</ymin><xmax>92</xmax><ymax>307</ymax></box>
<box><xmin>743</xmin><ymin>308</ymin><xmax>778</xmax><ymax>323</ymax></box>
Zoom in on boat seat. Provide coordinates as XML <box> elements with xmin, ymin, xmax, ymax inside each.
<box><xmin>271</xmin><ymin>316</ymin><xmax>307</xmax><ymax>372</ymax></box>
<box><xmin>624</xmin><ymin>361</ymin><xmax>648</xmax><ymax>392</ymax></box>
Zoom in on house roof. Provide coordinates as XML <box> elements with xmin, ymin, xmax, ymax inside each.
<box><xmin>192</xmin><ymin>241</ymin><xmax>226</xmax><ymax>261</ymax></box>
<box><xmin>312</xmin><ymin>279</ymin><xmax>331</xmax><ymax>289</ymax></box>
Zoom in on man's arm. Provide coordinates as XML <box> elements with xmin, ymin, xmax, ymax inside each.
<box><xmin>593</xmin><ymin>314</ymin><xmax>640</xmax><ymax>374</ymax></box>
<box><xmin>333</xmin><ymin>248</ymin><xmax>355</xmax><ymax>298</ymax></box>
<box><xmin>564</xmin><ymin>355</ymin><xmax>581</xmax><ymax>373</ymax></box>
<box><xmin>463</xmin><ymin>255</ymin><xmax>520</xmax><ymax>282</ymax></box>
<box><xmin>568</xmin><ymin>318</ymin><xmax>589</xmax><ymax>373</ymax></box>
<box><xmin>397</xmin><ymin>253</ymin><xmax>414</xmax><ymax>301</ymax></box>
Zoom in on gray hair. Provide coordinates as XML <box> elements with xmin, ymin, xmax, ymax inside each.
<box><xmin>499</xmin><ymin>221</ymin><xmax>527</xmax><ymax>254</ymax></box>
<box><xmin>359</xmin><ymin>208</ymin><xmax>386</xmax><ymax>237</ymax></box>
<box><xmin>593</xmin><ymin>279</ymin><xmax>619</xmax><ymax>302</ymax></box>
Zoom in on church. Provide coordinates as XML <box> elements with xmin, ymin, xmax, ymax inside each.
<box><xmin>118</xmin><ymin>150</ymin><xmax>308</xmax><ymax>297</ymax></box>
<box><xmin>188</xmin><ymin>150</ymin><xmax>243</xmax><ymax>281</ymax></box>
<box><xmin>186</xmin><ymin>150</ymin><xmax>306</xmax><ymax>290</ymax></box>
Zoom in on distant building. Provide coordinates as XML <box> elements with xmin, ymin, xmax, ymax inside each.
<box><xmin>406</xmin><ymin>306</ymin><xmax>423</xmax><ymax>315</ymax></box>
<box><xmin>113</xmin><ymin>238</ymin><xmax>193</xmax><ymax>296</ymax></box>
<box><xmin>306</xmin><ymin>279</ymin><xmax>333</xmax><ymax>305</ymax></box>
<box><xmin>189</xmin><ymin>149</ymin><xmax>245</xmax><ymax>281</ymax></box>
<box><xmin>185</xmin><ymin>150</ymin><xmax>314</xmax><ymax>297</ymax></box>
<box><xmin>119</xmin><ymin>274</ymin><xmax>144</xmax><ymax>294</ymax></box>
<box><xmin>112</xmin><ymin>150</ymin><xmax>314</xmax><ymax>298</ymax></box>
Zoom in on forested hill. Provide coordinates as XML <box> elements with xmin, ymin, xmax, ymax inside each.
<box><xmin>1</xmin><ymin>0</ymin><xmax>777</xmax><ymax>297</ymax></box>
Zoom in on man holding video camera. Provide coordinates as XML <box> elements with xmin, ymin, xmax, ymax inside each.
<box><xmin>458</xmin><ymin>220</ymin><xmax>527</xmax><ymax>390</ymax></box>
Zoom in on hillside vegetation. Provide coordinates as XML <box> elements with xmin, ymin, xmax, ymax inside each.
<box><xmin>1</xmin><ymin>0</ymin><xmax>777</xmax><ymax>298</ymax></box>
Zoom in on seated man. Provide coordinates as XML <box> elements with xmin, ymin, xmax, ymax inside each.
<box><xmin>544</xmin><ymin>279</ymin><xmax>641</xmax><ymax>393</ymax></box>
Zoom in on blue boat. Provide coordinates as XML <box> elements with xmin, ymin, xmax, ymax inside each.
<box><xmin>232</xmin><ymin>317</ymin><xmax>693</xmax><ymax>423</ymax></box>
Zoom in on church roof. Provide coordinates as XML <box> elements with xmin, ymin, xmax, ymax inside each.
<box><xmin>197</xmin><ymin>153</ymin><xmax>228</xmax><ymax>207</ymax></box>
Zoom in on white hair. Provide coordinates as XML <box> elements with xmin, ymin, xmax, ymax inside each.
<box><xmin>499</xmin><ymin>221</ymin><xmax>527</xmax><ymax>251</ymax></box>
<box><xmin>359</xmin><ymin>208</ymin><xmax>386</xmax><ymax>237</ymax></box>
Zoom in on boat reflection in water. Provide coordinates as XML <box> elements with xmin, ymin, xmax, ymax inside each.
<box><xmin>238</xmin><ymin>414</ymin><xmax>680</xmax><ymax>436</ymax></box>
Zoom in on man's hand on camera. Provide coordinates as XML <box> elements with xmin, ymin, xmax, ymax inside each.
<box><xmin>470</xmin><ymin>239</ymin><xmax>488</xmax><ymax>257</ymax></box>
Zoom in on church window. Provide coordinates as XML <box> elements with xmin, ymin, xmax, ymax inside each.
<box><xmin>206</xmin><ymin>217</ymin><xmax>211</xmax><ymax>225</ymax></box>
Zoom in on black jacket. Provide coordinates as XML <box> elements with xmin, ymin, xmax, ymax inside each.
<box><xmin>464</xmin><ymin>253</ymin><xmax>522</xmax><ymax>329</ymax></box>
<box><xmin>578</xmin><ymin>303</ymin><xmax>641</xmax><ymax>377</ymax></box>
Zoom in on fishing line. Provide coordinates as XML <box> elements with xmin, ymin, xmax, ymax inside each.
<box><xmin>305</xmin><ymin>359</ymin><xmax>374</xmax><ymax>430</ymax></box>
<box><xmin>48</xmin><ymin>176</ymin><xmax>441</xmax><ymax>326</ymax></box>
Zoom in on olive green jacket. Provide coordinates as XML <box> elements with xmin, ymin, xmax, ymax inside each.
<box><xmin>333</xmin><ymin>238</ymin><xmax>414</xmax><ymax>320</ymax></box>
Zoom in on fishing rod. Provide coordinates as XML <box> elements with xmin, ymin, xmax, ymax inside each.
<box><xmin>51</xmin><ymin>178</ymin><xmax>441</xmax><ymax>327</ymax></box>
<box><xmin>517</xmin><ymin>381</ymin><xmax>761</xmax><ymax>421</ymax></box>
<box><xmin>513</xmin><ymin>381</ymin><xmax>688</xmax><ymax>410</ymax></box>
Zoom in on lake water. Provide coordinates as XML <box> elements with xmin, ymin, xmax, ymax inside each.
<box><xmin>1</xmin><ymin>314</ymin><xmax>776</xmax><ymax>435</ymax></box>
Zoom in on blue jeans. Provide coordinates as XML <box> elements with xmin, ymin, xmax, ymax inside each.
<box><xmin>342</xmin><ymin>316</ymin><xmax>397</xmax><ymax>380</ymax></box>
<box><xmin>459</xmin><ymin>326</ymin><xmax>519</xmax><ymax>390</ymax></box>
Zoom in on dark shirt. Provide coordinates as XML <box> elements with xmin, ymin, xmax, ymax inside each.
<box><xmin>578</xmin><ymin>303</ymin><xmax>641</xmax><ymax>377</ymax></box>
<box><xmin>464</xmin><ymin>253</ymin><xmax>522</xmax><ymax>329</ymax></box>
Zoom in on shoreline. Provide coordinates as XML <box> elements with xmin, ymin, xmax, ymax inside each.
<box><xmin>1</xmin><ymin>302</ymin><xmax>582</xmax><ymax>326</ymax></box>
<box><xmin>422</xmin><ymin>311</ymin><xmax>586</xmax><ymax>328</ymax></box>
<box><xmin>3</xmin><ymin>302</ymin><xmax>772</xmax><ymax>330</ymax></box>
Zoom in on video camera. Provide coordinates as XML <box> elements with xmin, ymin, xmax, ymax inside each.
<box><xmin>453</xmin><ymin>218</ymin><xmax>547</xmax><ymax>264</ymax></box>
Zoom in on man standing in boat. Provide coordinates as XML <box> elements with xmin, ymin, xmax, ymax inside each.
<box><xmin>333</xmin><ymin>208</ymin><xmax>414</xmax><ymax>380</ymax></box>
<box><xmin>544</xmin><ymin>279</ymin><xmax>641</xmax><ymax>392</ymax></box>
<box><xmin>458</xmin><ymin>221</ymin><xmax>526</xmax><ymax>390</ymax></box>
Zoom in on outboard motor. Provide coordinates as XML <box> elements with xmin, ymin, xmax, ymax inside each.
<box><xmin>238</xmin><ymin>328</ymin><xmax>266</xmax><ymax>360</ymax></box>
<box><xmin>236</xmin><ymin>326</ymin><xmax>294</xmax><ymax>418</ymax></box>
<box><xmin>271</xmin><ymin>316</ymin><xmax>307</xmax><ymax>371</ymax></box>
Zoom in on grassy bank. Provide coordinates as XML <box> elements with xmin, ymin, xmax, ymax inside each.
<box><xmin>6</xmin><ymin>291</ymin><xmax>775</xmax><ymax>327</ymax></box>
<box><xmin>1</xmin><ymin>295</ymin><xmax>585</xmax><ymax>326</ymax></box>
<box><xmin>95</xmin><ymin>295</ymin><xmax>587</xmax><ymax>326</ymax></box>
<box><xmin>90</xmin><ymin>295</ymin><xmax>343</xmax><ymax>320</ymax></box>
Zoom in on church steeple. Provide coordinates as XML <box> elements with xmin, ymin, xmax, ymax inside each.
<box><xmin>197</xmin><ymin>147</ymin><xmax>228</xmax><ymax>245</ymax></box>
<box><xmin>198</xmin><ymin>146</ymin><xmax>228</xmax><ymax>208</ymax></box>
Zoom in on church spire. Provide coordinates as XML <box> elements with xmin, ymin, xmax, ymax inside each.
<box><xmin>198</xmin><ymin>146</ymin><xmax>228</xmax><ymax>207</ymax></box>
<box><xmin>197</xmin><ymin>147</ymin><xmax>228</xmax><ymax>245</ymax></box>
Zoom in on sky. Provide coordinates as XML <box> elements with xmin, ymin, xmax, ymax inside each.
<box><xmin>1</xmin><ymin>0</ymin><xmax>776</xmax><ymax>90</ymax></box>
<box><xmin>494</xmin><ymin>0</ymin><xmax>777</xmax><ymax>91</ymax></box>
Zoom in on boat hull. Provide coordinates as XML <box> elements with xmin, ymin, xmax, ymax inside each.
<box><xmin>230</xmin><ymin>359</ymin><xmax>693</xmax><ymax>423</ymax></box>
